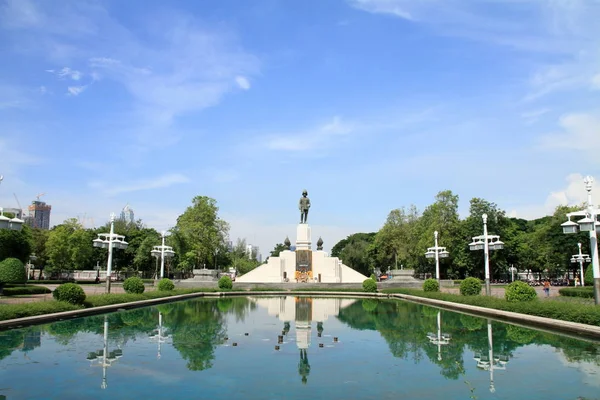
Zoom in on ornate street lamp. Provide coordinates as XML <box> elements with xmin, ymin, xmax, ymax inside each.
<box><xmin>424</xmin><ymin>231</ymin><xmax>449</xmax><ymax>281</ymax></box>
<box><xmin>469</xmin><ymin>214</ymin><xmax>504</xmax><ymax>296</ymax></box>
<box><xmin>561</xmin><ymin>176</ymin><xmax>600</xmax><ymax>305</ymax></box>
<box><xmin>93</xmin><ymin>213</ymin><xmax>128</xmax><ymax>293</ymax></box>
<box><xmin>570</xmin><ymin>242</ymin><xmax>591</xmax><ymax>287</ymax></box>
<box><xmin>150</xmin><ymin>231</ymin><xmax>175</xmax><ymax>280</ymax></box>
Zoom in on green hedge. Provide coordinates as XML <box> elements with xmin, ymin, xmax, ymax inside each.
<box><xmin>0</xmin><ymin>301</ymin><xmax>82</xmax><ymax>321</ymax></box>
<box><xmin>52</xmin><ymin>283</ymin><xmax>86</xmax><ymax>305</ymax></box>
<box><xmin>505</xmin><ymin>281</ymin><xmax>537</xmax><ymax>302</ymax></box>
<box><xmin>423</xmin><ymin>279</ymin><xmax>440</xmax><ymax>292</ymax></box>
<box><xmin>1</xmin><ymin>285</ymin><xmax>51</xmax><ymax>295</ymax></box>
<box><xmin>559</xmin><ymin>287</ymin><xmax>594</xmax><ymax>299</ymax></box>
<box><xmin>382</xmin><ymin>288</ymin><xmax>600</xmax><ymax>326</ymax></box>
<box><xmin>362</xmin><ymin>278</ymin><xmax>378</xmax><ymax>293</ymax></box>
<box><xmin>218</xmin><ymin>276</ymin><xmax>233</xmax><ymax>290</ymax></box>
<box><xmin>123</xmin><ymin>277</ymin><xmax>145</xmax><ymax>294</ymax></box>
<box><xmin>157</xmin><ymin>278</ymin><xmax>175</xmax><ymax>291</ymax></box>
<box><xmin>460</xmin><ymin>277</ymin><xmax>482</xmax><ymax>296</ymax></box>
<box><xmin>0</xmin><ymin>258</ymin><xmax>26</xmax><ymax>284</ymax></box>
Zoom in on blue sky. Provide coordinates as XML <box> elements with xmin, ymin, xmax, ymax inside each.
<box><xmin>1</xmin><ymin>0</ymin><xmax>599</xmax><ymax>255</ymax></box>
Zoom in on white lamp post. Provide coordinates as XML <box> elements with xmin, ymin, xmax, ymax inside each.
<box><xmin>561</xmin><ymin>176</ymin><xmax>600</xmax><ymax>305</ymax></box>
<box><xmin>150</xmin><ymin>231</ymin><xmax>175</xmax><ymax>280</ymax></box>
<box><xmin>508</xmin><ymin>265</ymin><xmax>517</xmax><ymax>282</ymax></box>
<box><xmin>424</xmin><ymin>231</ymin><xmax>449</xmax><ymax>281</ymax></box>
<box><xmin>469</xmin><ymin>214</ymin><xmax>504</xmax><ymax>296</ymax></box>
<box><xmin>570</xmin><ymin>242</ymin><xmax>591</xmax><ymax>287</ymax></box>
<box><xmin>93</xmin><ymin>213</ymin><xmax>128</xmax><ymax>293</ymax></box>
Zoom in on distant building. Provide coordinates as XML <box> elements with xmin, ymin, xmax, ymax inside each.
<box><xmin>227</xmin><ymin>241</ymin><xmax>233</xmax><ymax>252</ymax></box>
<box><xmin>246</xmin><ymin>244</ymin><xmax>260</xmax><ymax>261</ymax></box>
<box><xmin>1</xmin><ymin>207</ymin><xmax>24</xmax><ymax>219</ymax></box>
<box><xmin>119</xmin><ymin>204</ymin><xmax>135</xmax><ymax>224</ymax></box>
<box><xmin>28</xmin><ymin>200</ymin><xmax>51</xmax><ymax>230</ymax></box>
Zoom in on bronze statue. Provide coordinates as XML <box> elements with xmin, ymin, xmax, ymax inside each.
<box><xmin>298</xmin><ymin>189</ymin><xmax>311</xmax><ymax>224</ymax></box>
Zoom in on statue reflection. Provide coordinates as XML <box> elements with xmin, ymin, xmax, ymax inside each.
<box><xmin>86</xmin><ymin>315</ymin><xmax>123</xmax><ymax>389</ymax></box>
<box><xmin>426</xmin><ymin>311</ymin><xmax>451</xmax><ymax>361</ymax></box>
<box><xmin>473</xmin><ymin>319</ymin><xmax>510</xmax><ymax>393</ymax></box>
<box><xmin>254</xmin><ymin>296</ymin><xmax>353</xmax><ymax>385</ymax></box>
<box><xmin>296</xmin><ymin>297</ymin><xmax>312</xmax><ymax>384</ymax></box>
<box><xmin>149</xmin><ymin>312</ymin><xmax>171</xmax><ymax>359</ymax></box>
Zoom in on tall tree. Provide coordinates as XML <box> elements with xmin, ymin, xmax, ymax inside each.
<box><xmin>172</xmin><ymin>196</ymin><xmax>230</xmax><ymax>270</ymax></box>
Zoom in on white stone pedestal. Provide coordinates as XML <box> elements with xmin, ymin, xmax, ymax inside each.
<box><xmin>296</xmin><ymin>224</ymin><xmax>312</xmax><ymax>250</ymax></box>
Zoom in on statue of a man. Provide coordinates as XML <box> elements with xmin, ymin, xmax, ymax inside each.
<box><xmin>298</xmin><ymin>189</ymin><xmax>311</xmax><ymax>224</ymax></box>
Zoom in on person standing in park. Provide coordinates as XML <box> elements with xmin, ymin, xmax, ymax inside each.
<box><xmin>575</xmin><ymin>276</ymin><xmax>580</xmax><ymax>287</ymax></box>
<box><xmin>543</xmin><ymin>279</ymin><xmax>551</xmax><ymax>297</ymax></box>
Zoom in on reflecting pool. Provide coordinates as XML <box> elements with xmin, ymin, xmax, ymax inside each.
<box><xmin>1</xmin><ymin>296</ymin><xmax>599</xmax><ymax>399</ymax></box>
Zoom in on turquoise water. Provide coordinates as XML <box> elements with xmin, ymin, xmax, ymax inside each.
<box><xmin>1</xmin><ymin>296</ymin><xmax>599</xmax><ymax>400</ymax></box>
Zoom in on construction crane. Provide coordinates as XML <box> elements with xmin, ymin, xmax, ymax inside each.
<box><xmin>36</xmin><ymin>192</ymin><xmax>46</xmax><ymax>201</ymax></box>
<box><xmin>13</xmin><ymin>193</ymin><xmax>24</xmax><ymax>218</ymax></box>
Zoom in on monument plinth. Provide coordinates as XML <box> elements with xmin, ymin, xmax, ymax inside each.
<box><xmin>296</xmin><ymin>224</ymin><xmax>312</xmax><ymax>250</ymax></box>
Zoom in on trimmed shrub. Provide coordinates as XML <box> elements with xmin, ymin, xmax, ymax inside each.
<box><xmin>370</xmin><ymin>274</ymin><xmax>377</xmax><ymax>281</ymax></box>
<box><xmin>218</xmin><ymin>275</ymin><xmax>233</xmax><ymax>290</ymax></box>
<box><xmin>559</xmin><ymin>287</ymin><xmax>594</xmax><ymax>298</ymax></box>
<box><xmin>584</xmin><ymin>264</ymin><xmax>593</xmax><ymax>287</ymax></box>
<box><xmin>157</xmin><ymin>278</ymin><xmax>175</xmax><ymax>291</ymax></box>
<box><xmin>0</xmin><ymin>258</ymin><xmax>26</xmax><ymax>284</ymax></box>
<box><xmin>122</xmin><ymin>277</ymin><xmax>145</xmax><ymax>294</ymax></box>
<box><xmin>362</xmin><ymin>278</ymin><xmax>377</xmax><ymax>293</ymax></box>
<box><xmin>52</xmin><ymin>283</ymin><xmax>86</xmax><ymax>305</ymax></box>
<box><xmin>460</xmin><ymin>277</ymin><xmax>482</xmax><ymax>296</ymax></box>
<box><xmin>505</xmin><ymin>280</ymin><xmax>537</xmax><ymax>302</ymax></box>
<box><xmin>2</xmin><ymin>285</ymin><xmax>51</xmax><ymax>295</ymax></box>
<box><xmin>423</xmin><ymin>278</ymin><xmax>440</xmax><ymax>292</ymax></box>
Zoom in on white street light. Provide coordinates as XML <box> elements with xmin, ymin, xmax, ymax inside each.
<box><xmin>508</xmin><ymin>265</ymin><xmax>517</xmax><ymax>282</ymax></box>
<box><xmin>474</xmin><ymin>320</ymin><xmax>509</xmax><ymax>394</ymax></box>
<box><xmin>150</xmin><ymin>231</ymin><xmax>175</xmax><ymax>280</ymax></box>
<box><xmin>469</xmin><ymin>214</ymin><xmax>504</xmax><ymax>296</ymax></box>
<box><xmin>93</xmin><ymin>213</ymin><xmax>129</xmax><ymax>293</ymax></box>
<box><xmin>561</xmin><ymin>176</ymin><xmax>600</xmax><ymax>305</ymax></box>
<box><xmin>424</xmin><ymin>231</ymin><xmax>449</xmax><ymax>281</ymax></box>
<box><xmin>571</xmin><ymin>242</ymin><xmax>591</xmax><ymax>287</ymax></box>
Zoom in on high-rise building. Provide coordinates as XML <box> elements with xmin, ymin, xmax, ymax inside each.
<box><xmin>246</xmin><ymin>244</ymin><xmax>260</xmax><ymax>261</ymax></box>
<box><xmin>28</xmin><ymin>200</ymin><xmax>51</xmax><ymax>230</ymax></box>
<box><xmin>119</xmin><ymin>204</ymin><xmax>135</xmax><ymax>224</ymax></box>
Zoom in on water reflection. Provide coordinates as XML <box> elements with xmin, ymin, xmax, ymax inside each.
<box><xmin>86</xmin><ymin>315</ymin><xmax>123</xmax><ymax>389</ymax></box>
<box><xmin>1</xmin><ymin>297</ymin><xmax>600</xmax><ymax>399</ymax></box>
<box><xmin>252</xmin><ymin>297</ymin><xmax>353</xmax><ymax>384</ymax></box>
<box><xmin>149</xmin><ymin>312</ymin><xmax>170</xmax><ymax>359</ymax></box>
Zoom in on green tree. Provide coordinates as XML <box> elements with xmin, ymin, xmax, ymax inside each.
<box><xmin>0</xmin><ymin>225</ymin><xmax>33</xmax><ymax>263</ymax></box>
<box><xmin>172</xmin><ymin>196</ymin><xmax>230</xmax><ymax>270</ymax></box>
<box><xmin>333</xmin><ymin>233</ymin><xmax>377</xmax><ymax>276</ymax></box>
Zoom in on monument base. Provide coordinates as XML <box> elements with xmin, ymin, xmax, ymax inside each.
<box><xmin>296</xmin><ymin>224</ymin><xmax>311</xmax><ymax>250</ymax></box>
<box><xmin>188</xmin><ymin>269</ymin><xmax>219</xmax><ymax>281</ymax></box>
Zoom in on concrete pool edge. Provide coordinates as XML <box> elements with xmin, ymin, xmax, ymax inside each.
<box><xmin>1</xmin><ymin>290</ymin><xmax>599</xmax><ymax>341</ymax></box>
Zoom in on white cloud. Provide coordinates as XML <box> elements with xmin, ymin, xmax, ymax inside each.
<box><xmin>521</xmin><ymin>108</ymin><xmax>550</xmax><ymax>125</ymax></box>
<box><xmin>67</xmin><ymin>85</ymin><xmax>87</xmax><ymax>96</ymax></box>
<box><xmin>235</xmin><ymin>76</ymin><xmax>251</xmax><ymax>90</ymax></box>
<box><xmin>509</xmin><ymin>173</ymin><xmax>600</xmax><ymax>219</ymax></box>
<box><xmin>264</xmin><ymin>116</ymin><xmax>355</xmax><ymax>152</ymax></box>
<box><xmin>89</xmin><ymin>173</ymin><xmax>190</xmax><ymax>196</ymax></box>
<box><xmin>56</xmin><ymin>67</ymin><xmax>82</xmax><ymax>80</ymax></box>
<box><xmin>592</xmin><ymin>73</ymin><xmax>600</xmax><ymax>90</ymax></box>
<box><xmin>538</xmin><ymin>112</ymin><xmax>600</xmax><ymax>157</ymax></box>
